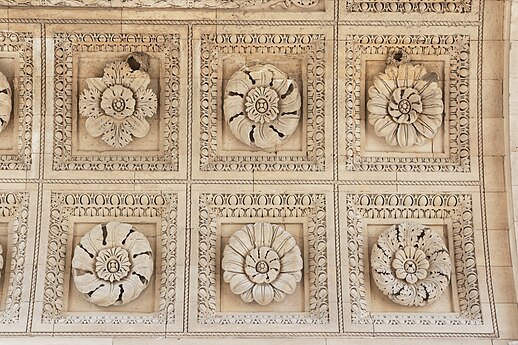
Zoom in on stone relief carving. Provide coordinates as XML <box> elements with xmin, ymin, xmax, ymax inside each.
<box><xmin>344</xmin><ymin>34</ymin><xmax>472</xmax><ymax>173</ymax></box>
<box><xmin>44</xmin><ymin>192</ymin><xmax>178</xmax><ymax>326</ymax></box>
<box><xmin>196</xmin><ymin>193</ymin><xmax>330</xmax><ymax>327</ymax></box>
<box><xmin>79</xmin><ymin>54</ymin><xmax>158</xmax><ymax>148</ymax></box>
<box><xmin>0</xmin><ymin>0</ymin><xmax>321</xmax><ymax>8</ymax></box>
<box><xmin>0</xmin><ymin>71</ymin><xmax>11</xmax><ymax>134</ymax></box>
<box><xmin>0</xmin><ymin>192</ymin><xmax>30</xmax><ymax>326</ymax></box>
<box><xmin>0</xmin><ymin>32</ymin><xmax>34</xmax><ymax>172</ymax></box>
<box><xmin>224</xmin><ymin>64</ymin><xmax>301</xmax><ymax>149</ymax></box>
<box><xmin>345</xmin><ymin>0</ymin><xmax>473</xmax><ymax>13</ymax></box>
<box><xmin>222</xmin><ymin>222</ymin><xmax>303</xmax><ymax>306</ymax></box>
<box><xmin>72</xmin><ymin>221</ymin><xmax>154</xmax><ymax>307</ymax></box>
<box><xmin>199</xmin><ymin>32</ymin><xmax>327</xmax><ymax>173</ymax></box>
<box><xmin>367</xmin><ymin>49</ymin><xmax>444</xmax><ymax>148</ymax></box>
<box><xmin>370</xmin><ymin>222</ymin><xmax>452</xmax><ymax>307</ymax></box>
<box><xmin>53</xmin><ymin>32</ymin><xmax>181</xmax><ymax>172</ymax></box>
<box><xmin>0</xmin><ymin>244</ymin><xmax>3</xmax><ymax>282</ymax></box>
<box><xmin>346</xmin><ymin>193</ymin><xmax>482</xmax><ymax>326</ymax></box>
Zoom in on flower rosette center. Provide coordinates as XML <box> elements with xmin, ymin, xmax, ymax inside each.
<box><xmin>100</xmin><ymin>85</ymin><xmax>136</xmax><ymax>120</ymax></box>
<box><xmin>222</xmin><ymin>222</ymin><xmax>303</xmax><ymax>306</ymax></box>
<box><xmin>392</xmin><ymin>246</ymin><xmax>429</xmax><ymax>284</ymax></box>
<box><xmin>244</xmin><ymin>246</ymin><xmax>280</xmax><ymax>284</ymax></box>
<box><xmin>95</xmin><ymin>246</ymin><xmax>131</xmax><ymax>282</ymax></box>
<box><xmin>389</xmin><ymin>87</ymin><xmax>422</xmax><ymax>124</ymax></box>
<box><xmin>245</xmin><ymin>87</ymin><xmax>280</xmax><ymax>124</ymax></box>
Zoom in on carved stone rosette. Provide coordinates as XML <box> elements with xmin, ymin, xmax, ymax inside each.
<box><xmin>224</xmin><ymin>64</ymin><xmax>301</xmax><ymax>149</ymax></box>
<box><xmin>79</xmin><ymin>54</ymin><xmax>158</xmax><ymax>148</ymax></box>
<box><xmin>0</xmin><ymin>71</ymin><xmax>12</xmax><ymax>133</ymax></box>
<box><xmin>371</xmin><ymin>222</ymin><xmax>452</xmax><ymax>307</ymax></box>
<box><xmin>367</xmin><ymin>49</ymin><xmax>444</xmax><ymax>148</ymax></box>
<box><xmin>72</xmin><ymin>222</ymin><xmax>154</xmax><ymax>307</ymax></box>
<box><xmin>222</xmin><ymin>222</ymin><xmax>303</xmax><ymax>306</ymax></box>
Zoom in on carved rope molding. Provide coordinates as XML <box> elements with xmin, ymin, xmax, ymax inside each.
<box><xmin>0</xmin><ymin>193</ymin><xmax>29</xmax><ymax>325</ymax></box>
<box><xmin>344</xmin><ymin>34</ymin><xmax>472</xmax><ymax>173</ymax></box>
<box><xmin>345</xmin><ymin>193</ymin><xmax>482</xmax><ymax>326</ymax></box>
<box><xmin>199</xmin><ymin>32</ymin><xmax>327</xmax><ymax>172</ymax></box>
<box><xmin>52</xmin><ymin>32</ymin><xmax>180</xmax><ymax>171</ymax></box>
<box><xmin>0</xmin><ymin>32</ymin><xmax>33</xmax><ymax>171</ymax></box>
<box><xmin>43</xmin><ymin>192</ymin><xmax>178</xmax><ymax>325</ymax></box>
<box><xmin>0</xmin><ymin>0</ymin><xmax>320</xmax><ymax>8</ymax></box>
<box><xmin>197</xmin><ymin>193</ymin><xmax>329</xmax><ymax>326</ymax></box>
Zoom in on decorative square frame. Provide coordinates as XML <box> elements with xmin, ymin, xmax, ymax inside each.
<box><xmin>189</xmin><ymin>188</ymin><xmax>338</xmax><ymax>333</ymax></box>
<box><xmin>35</xmin><ymin>190</ymin><xmax>183</xmax><ymax>334</ymax></box>
<box><xmin>193</xmin><ymin>26</ymin><xmax>333</xmax><ymax>179</ymax></box>
<box><xmin>340</xmin><ymin>30</ymin><xmax>478</xmax><ymax>178</ymax></box>
<box><xmin>0</xmin><ymin>31</ymin><xmax>35</xmax><ymax>174</ymax></box>
<box><xmin>344</xmin><ymin>0</ymin><xmax>472</xmax><ymax>13</ymax></box>
<box><xmin>50</xmin><ymin>29</ymin><xmax>184</xmax><ymax>176</ymax></box>
<box><xmin>344</xmin><ymin>192</ymin><xmax>493</xmax><ymax>334</ymax></box>
<box><xmin>0</xmin><ymin>191</ymin><xmax>33</xmax><ymax>333</ymax></box>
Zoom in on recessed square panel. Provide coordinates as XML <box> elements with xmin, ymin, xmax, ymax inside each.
<box><xmin>189</xmin><ymin>186</ymin><xmax>338</xmax><ymax>333</ymax></box>
<box><xmin>48</xmin><ymin>26</ymin><xmax>187</xmax><ymax>179</ymax></box>
<box><xmin>33</xmin><ymin>189</ymin><xmax>183</xmax><ymax>334</ymax></box>
<box><xmin>192</xmin><ymin>25</ymin><xmax>333</xmax><ymax>180</ymax></box>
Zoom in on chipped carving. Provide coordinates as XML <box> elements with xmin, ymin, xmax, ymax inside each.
<box><xmin>346</xmin><ymin>193</ymin><xmax>481</xmax><ymax>325</ymax></box>
<box><xmin>72</xmin><ymin>221</ymin><xmax>154</xmax><ymax>307</ymax></box>
<box><xmin>344</xmin><ymin>35</ymin><xmax>471</xmax><ymax>173</ymax></box>
<box><xmin>367</xmin><ymin>50</ymin><xmax>444</xmax><ymax>148</ymax></box>
<box><xmin>53</xmin><ymin>32</ymin><xmax>181</xmax><ymax>172</ymax></box>
<box><xmin>79</xmin><ymin>54</ymin><xmax>158</xmax><ymax>148</ymax></box>
<box><xmin>224</xmin><ymin>64</ymin><xmax>301</xmax><ymax>149</ymax></box>
<box><xmin>0</xmin><ymin>72</ymin><xmax>12</xmax><ymax>134</ymax></box>
<box><xmin>371</xmin><ymin>222</ymin><xmax>452</xmax><ymax>307</ymax></box>
<box><xmin>222</xmin><ymin>222</ymin><xmax>303</xmax><ymax>306</ymax></box>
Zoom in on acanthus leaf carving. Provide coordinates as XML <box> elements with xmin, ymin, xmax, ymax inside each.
<box><xmin>72</xmin><ymin>221</ymin><xmax>154</xmax><ymax>307</ymax></box>
<box><xmin>79</xmin><ymin>54</ymin><xmax>158</xmax><ymax>148</ymax></box>
<box><xmin>222</xmin><ymin>222</ymin><xmax>303</xmax><ymax>306</ymax></box>
<box><xmin>371</xmin><ymin>222</ymin><xmax>452</xmax><ymax>307</ymax></box>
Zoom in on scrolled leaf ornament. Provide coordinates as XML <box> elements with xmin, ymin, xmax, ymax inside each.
<box><xmin>222</xmin><ymin>222</ymin><xmax>303</xmax><ymax>306</ymax></box>
<box><xmin>79</xmin><ymin>53</ymin><xmax>158</xmax><ymax>148</ymax></box>
<box><xmin>72</xmin><ymin>222</ymin><xmax>153</xmax><ymax>307</ymax></box>
<box><xmin>0</xmin><ymin>71</ymin><xmax>12</xmax><ymax>133</ymax></box>
<box><xmin>367</xmin><ymin>49</ymin><xmax>444</xmax><ymax>148</ymax></box>
<box><xmin>371</xmin><ymin>222</ymin><xmax>452</xmax><ymax>307</ymax></box>
<box><xmin>224</xmin><ymin>64</ymin><xmax>301</xmax><ymax>149</ymax></box>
